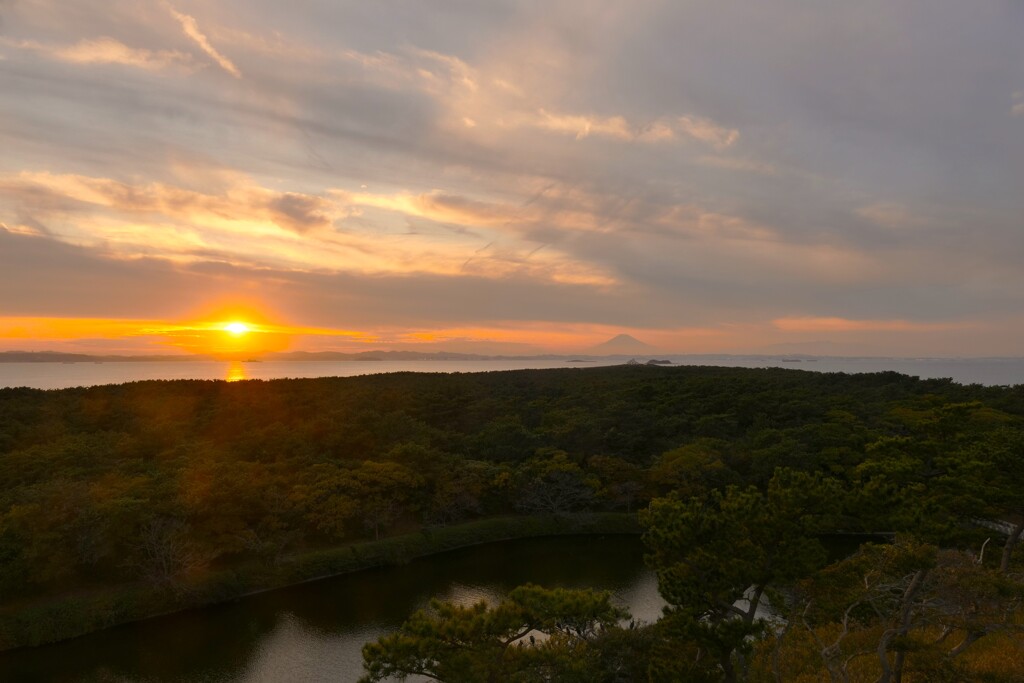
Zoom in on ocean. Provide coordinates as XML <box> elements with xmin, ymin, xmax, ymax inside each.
<box><xmin>1</xmin><ymin>357</ymin><xmax>1023</xmax><ymax>390</ymax></box>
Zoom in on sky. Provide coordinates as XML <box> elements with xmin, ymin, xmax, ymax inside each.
<box><xmin>1</xmin><ymin>0</ymin><xmax>1023</xmax><ymax>356</ymax></box>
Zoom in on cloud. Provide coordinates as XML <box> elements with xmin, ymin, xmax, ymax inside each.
<box><xmin>0</xmin><ymin>172</ymin><xmax>353</xmax><ymax>272</ymax></box>
<box><xmin>14</xmin><ymin>36</ymin><xmax>197</xmax><ymax>71</ymax></box>
<box><xmin>333</xmin><ymin>183</ymin><xmax>775</xmax><ymax>245</ymax></box>
<box><xmin>329</xmin><ymin>41</ymin><xmax>736</xmax><ymax>149</ymax></box>
<box><xmin>0</xmin><ymin>172</ymin><xmax>616</xmax><ymax>285</ymax></box>
<box><xmin>676</xmin><ymin>116</ymin><xmax>739</xmax><ymax>149</ymax></box>
<box><xmin>409</xmin><ymin>48</ymin><xmax>479</xmax><ymax>92</ymax></box>
<box><xmin>163</xmin><ymin>2</ymin><xmax>241</xmax><ymax>78</ymax></box>
<box><xmin>533</xmin><ymin>109</ymin><xmax>633</xmax><ymax>141</ymax></box>
<box><xmin>772</xmin><ymin>317</ymin><xmax>967</xmax><ymax>333</ymax></box>
<box><xmin>0</xmin><ymin>171</ymin><xmax>334</xmax><ymax>234</ymax></box>
<box><xmin>337</xmin><ymin>45</ymin><xmax>479</xmax><ymax>96</ymax></box>
<box><xmin>0</xmin><ymin>229</ymin><xmax>631</xmax><ymax>328</ymax></box>
<box><xmin>1</xmin><ymin>0</ymin><xmax>1023</xmax><ymax>355</ymax></box>
<box><xmin>697</xmin><ymin>155</ymin><xmax>776</xmax><ymax>174</ymax></box>
<box><xmin>265</xmin><ymin>193</ymin><xmax>333</xmax><ymax>233</ymax></box>
<box><xmin>856</xmin><ymin>202</ymin><xmax>926</xmax><ymax>230</ymax></box>
<box><xmin>332</xmin><ymin>188</ymin><xmax>523</xmax><ymax>230</ymax></box>
<box><xmin>517</xmin><ymin>109</ymin><xmax>738</xmax><ymax>148</ymax></box>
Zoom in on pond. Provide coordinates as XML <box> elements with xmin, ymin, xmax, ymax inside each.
<box><xmin>0</xmin><ymin>535</ymin><xmax>663</xmax><ymax>682</ymax></box>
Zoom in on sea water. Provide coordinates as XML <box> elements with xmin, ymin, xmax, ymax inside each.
<box><xmin>1</xmin><ymin>356</ymin><xmax>1023</xmax><ymax>390</ymax></box>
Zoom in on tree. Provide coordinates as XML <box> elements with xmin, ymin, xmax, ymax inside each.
<box><xmin>425</xmin><ymin>459</ymin><xmax>493</xmax><ymax>526</ymax></box>
<box><xmin>854</xmin><ymin>405</ymin><xmax>1024</xmax><ymax>574</ymax></box>
<box><xmin>289</xmin><ymin>463</ymin><xmax>359</xmax><ymax>539</ymax></box>
<box><xmin>587</xmin><ymin>454</ymin><xmax>648</xmax><ymax>512</ymax></box>
<box><xmin>964</xmin><ymin>426</ymin><xmax>1024</xmax><ymax>574</ymax></box>
<box><xmin>515</xmin><ymin>452</ymin><xmax>598</xmax><ymax>515</ymax></box>
<box><xmin>360</xmin><ymin>584</ymin><xmax>628</xmax><ymax>683</ymax></box>
<box><xmin>641</xmin><ymin>469</ymin><xmax>839</xmax><ymax>682</ymax></box>
<box><xmin>348</xmin><ymin>460</ymin><xmax>423</xmax><ymax>540</ymax></box>
<box><xmin>790</xmin><ymin>535</ymin><xmax>1024</xmax><ymax>683</ymax></box>
<box><xmin>135</xmin><ymin>517</ymin><xmax>209</xmax><ymax>589</ymax></box>
<box><xmin>648</xmin><ymin>439</ymin><xmax>738</xmax><ymax>498</ymax></box>
<box><xmin>290</xmin><ymin>461</ymin><xmax>423</xmax><ymax>540</ymax></box>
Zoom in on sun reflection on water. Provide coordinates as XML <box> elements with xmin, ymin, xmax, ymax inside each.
<box><xmin>226</xmin><ymin>361</ymin><xmax>249</xmax><ymax>382</ymax></box>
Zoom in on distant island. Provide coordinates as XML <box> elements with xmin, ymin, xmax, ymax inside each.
<box><xmin>0</xmin><ymin>351</ymin><xmax>204</xmax><ymax>363</ymax></box>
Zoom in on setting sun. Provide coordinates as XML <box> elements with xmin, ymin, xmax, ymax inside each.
<box><xmin>224</xmin><ymin>322</ymin><xmax>250</xmax><ymax>335</ymax></box>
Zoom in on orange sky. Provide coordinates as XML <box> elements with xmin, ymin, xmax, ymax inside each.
<box><xmin>0</xmin><ymin>312</ymin><xmax>1007</xmax><ymax>358</ymax></box>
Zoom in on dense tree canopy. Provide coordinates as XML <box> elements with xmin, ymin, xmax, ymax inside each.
<box><xmin>1</xmin><ymin>365</ymin><xmax>1023</xmax><ymax>679</ymax></box>
<box><xmin>360</xmin><ymin>584</ymin><xmax>627</xmax><ymax>683</ymax></box>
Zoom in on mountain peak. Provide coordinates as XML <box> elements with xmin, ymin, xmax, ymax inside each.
<box><xmin>588</xmin><ymin>334</ymin><xmax>658</xmax><ymax>355</ymax></box>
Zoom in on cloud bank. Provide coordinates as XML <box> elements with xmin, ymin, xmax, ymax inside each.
<box><xmin>1</xmin><ymin>0</ymin><xmax>1022</xmax><ymax>354</ymax></box>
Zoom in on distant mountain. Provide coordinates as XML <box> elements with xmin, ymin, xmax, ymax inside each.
<box><xmin>0</xmin><ymin>349</ymin><xmax>571</xmax><ymax>363</ymax></box>
<box><xmin>0</xmin><ymin>351</ymin><xmax>199</xmax><ymax>363</ymax></box>
<box><xmin>267</xmin><ymin>350</ymin><xmax>519</xmax><ymax>361</ymax></box>
<box><xmin>587</xmin><ymin>334</ymin><xmax>658</xmax><ymax>356</ymax></box>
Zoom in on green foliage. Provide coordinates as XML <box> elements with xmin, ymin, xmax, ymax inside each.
<box><xmin>1</xmin><ymin>364</ymin><xmax>1023</xmax><ymax>658</ymax></box>
<box><xmin>641</xmin><ymin>469</ymin><xmax>840</xmax><ymax>680</ymax></box>
<box><xmin>649</xmin><ymin>438</ymin><xmax>739</xmax><ymax>498</ymax></box>
<box><xmin>360</xmin><ymin>584</ymin><xmax>627</xmax><ymax>682</ymax></box>
<box><xmin>515</xmin><ymin>451</ymin><xmax>599</xmax><ymax>515</ymax></box>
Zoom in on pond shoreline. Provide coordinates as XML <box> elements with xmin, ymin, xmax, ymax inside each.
<box><xmin>0</xmin><ymin>513</ymin><xmax>640</xmax><ymax>652</ymax></box>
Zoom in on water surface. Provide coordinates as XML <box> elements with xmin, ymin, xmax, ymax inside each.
<box><xmin>0</xmin><ymin>535</ymin><xmax>662</xmax><ymax>683</ymax></box>
<box><xmin>2</xmin><ymin>356</ymin><xmax>1023</xmax><ymax>390</ymax></box>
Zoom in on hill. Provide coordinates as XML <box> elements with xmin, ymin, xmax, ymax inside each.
<box><xmin>587</xmin><ymin>333</ymin><xmax>658</xmax><ymax>355</ymax></box>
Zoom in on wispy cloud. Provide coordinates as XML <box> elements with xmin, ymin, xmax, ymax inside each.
<box><xmin>337</xmin><ymin>45</ymin><xmax>478</xmax><ymax>95</ymax></box>
<box><xmin>510</xmin><ymin>109</ymin><xmax>739</xmax><ymax>148</ymax></box>
<box><xmin>0</xmin><ymin>172</ymin><xmax>614</xmax><ymax>285</ymax></box>
<box><xmin>503</xmin><ymin>109</ymin><xmax>737</xmax><ymax>147</ymax></box>
<box><xmin>332</xmin><ymin>43</ymin><xmax>737</xmax><ymax>149</ymax></box>
<box><xmin>532</xmin><ymin>109</ymin><xmax>633</xmax><ymax>141</ymax></box>
<box><xmin>163</xmin><ymin>2</ymin><xmax>241</xmax><ymax>78</ymax></box>
<box><xmin>5</xmin><ymin>37</ymin><xmax>195</xmax><ymax>71</ymax></box>
<box><xmin>1</xmin><ymin>171</ymin><xmax>333</xmax><ymax>235</ymax></box>
<box><xmin>856</xmin><ymin>202</ymin><xmax>926</xmax><ymax>230</ymax></box>
<box><xmin>676</xmin><ymin>116</ymin><xmax>739</xmax><ymax>149</ymax></box>
<box><xmin>772</xmin><ymin>317</ymin><xmax>967</xmax><ymax>333</ymax></box>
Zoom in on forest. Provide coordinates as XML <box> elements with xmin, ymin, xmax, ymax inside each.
<box><xmin>1</xmin><ymin>365</ymin><xmax>1022</xmax><ymax>681</ymax></box>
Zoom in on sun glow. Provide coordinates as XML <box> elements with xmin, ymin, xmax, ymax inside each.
<box><xmin>224</xmin><ymin>322</ymin><xmax>250</xmax><ymax>335</ymax></box>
